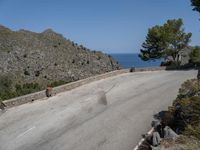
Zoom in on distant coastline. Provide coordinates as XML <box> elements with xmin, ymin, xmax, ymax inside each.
<box><xmin>110</xmin><ymin>53</ymin><xmax>162</xmax><ymax>69</ymax></box>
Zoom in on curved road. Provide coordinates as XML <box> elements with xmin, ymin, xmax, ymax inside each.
<box><xmin>0</xmin><ymin>70</ymin><xmax>197</xmax><ymax>150</ymax></box>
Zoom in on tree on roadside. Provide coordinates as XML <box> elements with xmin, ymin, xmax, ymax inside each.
<box><xmin>191</xmin><ymin>0</ymin><xmax>200</xmax><ymax>13</ymax></box>
<box><xmin>139</xmin><ymin>19</ymin><xmax>192</xmax><ymax>65</ymax></box>
<box><xmin>190</xmin><ymin>46</ymin><xmax>200</xmax><ymax>66</ymax></box>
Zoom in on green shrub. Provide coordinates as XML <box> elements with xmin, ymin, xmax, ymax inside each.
<box><xmin>0</xmin><ymin>76</ymin><xmax>42</xmax><ymax>100</ymax></box>
<box><xmin>34</xmin><ymin>71</ymin><xmax>40</xmax><ymax>77</ymax></box>
<box><xmin>50</xmin><ymin>80</ymin><xmax>66</xmax><ymax>87</ymax></box>
<box><xmin>190</xmin><ymin>46</ymin><xmax>200</xmax><ymax>66</ymax></box>
<box><xmin>72</xmin><ymin>59</ymin><xmax>75</xmax><ymax>64</ymax></box>
<box><xmin>181</xmin><ymin>141</ymin><xmax>200</xmax><ymax>150</ymax></box>
<box><xmin>97</xmin><ymin>56</ymin><xmax>101</xmax><ymax>60</ymax></box>
<box><xmin>184</xmin><ymin>123</ymin><xmax>200</xmax><ymax>140</ymax></box>
<box><xmin>177</xmin><ymin>79</ymin><xmax>199</xmax><ymax>99</ymax></box>
<box><xmin>15</xmin><ymin>83</ymin><xmax>41</xmax><ymax>96</ymax></box>
<box><xmin>0</xmin><ymin>74</ymin><xmax>71</xmax><ymax>100</ymax></box>
<box><xmin>164</xmin><ymin>79</ymin><xmax>200</xmax><ymax>148</ymax></box>
<box><xmin>176</xmin><ymin>96</ymin><xmax>200</xmax><ymax>125</ymax></box>
<box><xmin>0</xmin><ymin>90</ymin><xmax>17</xmax><ymax>101</ymax></box>
<box><xmin>23</xmin><ymin>54</ymin><xmax>27</xmax><ymax>58</ymax></box>
<box><xmin>24</xmin><ymin>70</ymin><xmax>30</xmax><ymax>76</ymax></box>
<box><xmin>171</xmin><ymin>80</ymin><xmax>200</xmax><ymax>136</ymax></box>
<box><xmin>0</xmin><ymin>75</ymin><xmax>16</xmax><ymax>100</ymax></box>
<box><xmin>181</xmin><ymin>146</ymin><xmax>200</xmax><ymax>150</ymax></box>
<box><xmin>0</xmin><ymin>76</ymin><xmax>13</xmax><ymax>90</ymax></box>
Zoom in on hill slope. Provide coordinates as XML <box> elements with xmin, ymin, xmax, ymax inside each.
<box><xmin>0</xmin><ymin>25</ymin><xmax>120</xmax><ymax>100</ymax></box>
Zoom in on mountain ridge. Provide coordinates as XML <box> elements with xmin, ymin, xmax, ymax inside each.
<box><xmin>0</xmin><ymin>25</ymin><xmax>120</xmax><ymax>100</ymax></box>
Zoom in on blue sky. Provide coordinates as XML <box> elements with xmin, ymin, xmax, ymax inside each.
<box><xmin>0</xmin><ymin>0</ymin><xmax>199</xmax><ymax>53</ymax></box>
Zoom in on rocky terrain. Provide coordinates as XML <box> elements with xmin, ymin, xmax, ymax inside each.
<box><xmin>0</xmin><ymin>25</ymin><xmax>120</xmax><ymax>100</ymax></box>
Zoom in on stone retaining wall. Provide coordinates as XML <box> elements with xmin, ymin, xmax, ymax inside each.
<box><xmin>3</xmin><ymin>67</ymin><xmax>167</xmax><ymax>108</ymax></box>
<box><xmin>135</xmin><ymin>66</ymin><xmax>166</xmax><ymax>72</ymax></box>
<box><xmin>3</xmin><ymin>69</ymin><xmax>128</xmax><ymax>108</ymax></box>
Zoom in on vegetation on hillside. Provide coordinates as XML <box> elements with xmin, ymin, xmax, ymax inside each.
<box><xmin>173</xmin><ymin>78</ymin><xmax>200</xmax><ymax>134</ymax></box>
<box><xmin>159</xmin><ymin>78</ymin><xmax>200</xmax><ymax>149</ymax></box>
<box><xmin>0</xmin><ymin>76</ymin><xmax>73</xmax><ymax>101</ymax></box>
<box><xmin>0</xmin><ymin>75</ymin><xmax>42</xmax><ymax>101</ymax></box>
<box><xmin>0</xmin><ymin>25</ymin><xmax>120</xmax><ymax>101</ymax></box>
<box><xmin>143</xmin><ymin>78</ymin><xmax>200</xmax><ymax>149</ymax></box>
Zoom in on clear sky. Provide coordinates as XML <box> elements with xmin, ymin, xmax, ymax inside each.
<box><xmin>0</xmin><ymin>0</ymin><xmax>200</xmax><ymax>53</ymax></box>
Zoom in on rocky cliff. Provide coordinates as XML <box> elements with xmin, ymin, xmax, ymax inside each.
<box><xmin>0</xmin><ymin>25</ymin><xmax>120</xmax><ymax>100</ymax></box>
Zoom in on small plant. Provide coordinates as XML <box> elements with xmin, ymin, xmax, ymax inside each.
<box><xmin>177</xmin><ymin>79</ymin><xmax>199</xmax><ymax>99</ymax></box>
<box><xmin>23</xmin><ymin>54</ymin><xmax>27</xmax><ymax>58</ymax></box>
<box><xmin>15</xmin><ymin>83</ymin><xmax>41</xmax><ymax>96</ymax></box>
<box><xmin>71</xmin><ymin>42</ymin><xmax>75</xmax><ymax>47</ymax></box>
<box><xmin>24</xmin><ymin>70</ymin><xmax>30</xmax><ymax>76</ymax></box>
<box><xmin>72</xmin><ymin>59</ymin><xmax>75</xmax><ymax>64</ymax></box>
<box><xmin>184</xmin><ymin>123</ymin><xmax>200</xmax><ymax>140</ymax></box>
<box><xmin>35</xmin><ymin>71</ymin><xmax>40</xmax><ymax>77</ymax></box>
<box><xmin>97</xmin><ymin>56</ymin><xmax>101</xmax><ymax>60</ymax></box>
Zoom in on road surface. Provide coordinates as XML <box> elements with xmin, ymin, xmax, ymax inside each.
<box><xmin>0</xmin><ymin>70</ymin><xmax>197</xmax><ymax>150</ymax></box>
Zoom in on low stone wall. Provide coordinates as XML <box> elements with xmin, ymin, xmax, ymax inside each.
<box><xmin>134</xmin><ymin>66</ymin><xmax>166</xmax><ymax>72</ymax></box>
<box><xmin>3</xmin><ymin>67</ymin><xmax>167</xmax><ymax>108</ymax></box>
<box><xmin>3</xmin><ymin>69</ymin><xmax>129</xmax><ymax>108</ymax></box>
<box><xmin>4</xmin><ymin>90</ymin><xmax>46</xmax><ymax>108</ymax></box>
<box><xmin>51</xmin><ymin>69</ymin><xmax>129</xmax><ymax>95</ymax></box>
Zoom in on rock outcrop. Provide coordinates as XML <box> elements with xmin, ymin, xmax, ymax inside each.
<box><xmin>0</xmin><ymin>25</ymin><xmax>120</xmax><ymax>100</ymax></box>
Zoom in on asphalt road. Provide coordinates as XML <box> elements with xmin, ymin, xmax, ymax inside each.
<box><xmin>0</xmin><ymin>70</ymin><xmax>197</xmax><ymax>150</ymax></box>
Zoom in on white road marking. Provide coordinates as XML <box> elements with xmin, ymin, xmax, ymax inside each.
<box><xmin>133</xmin><ymin>128</ymin><xmax>154</xmax><ymax>150</ymax></box>
<box><xmin>17</xmin><ymin>126</ymin><xmax>36</xmax><ymax>138</ymax></box>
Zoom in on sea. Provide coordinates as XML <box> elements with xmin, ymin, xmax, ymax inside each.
<box><xmin>110</xmin><ymin>53</ymin><xmax>162</xmax><ymax>69</ymax></box>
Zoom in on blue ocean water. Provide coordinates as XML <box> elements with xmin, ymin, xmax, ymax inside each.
<box><xmin>110</xmin><ymin>53</ymin><xmax>162</xmax><ymax>69</ymax></box>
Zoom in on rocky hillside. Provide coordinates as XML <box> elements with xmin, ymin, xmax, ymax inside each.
<box><xmin>0</xmin><ymin>25</ymin><xmax>120</xmax><ymax>100</ymax></box>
